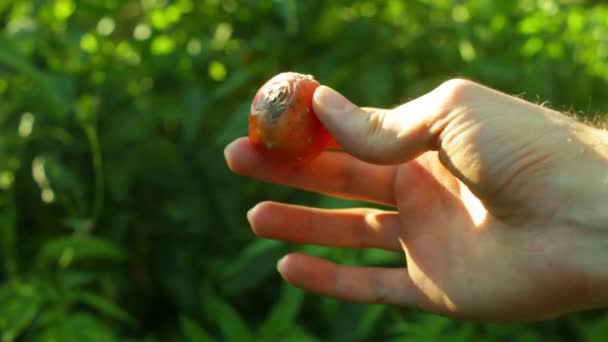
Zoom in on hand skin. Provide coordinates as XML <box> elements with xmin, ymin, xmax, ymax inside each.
<box><xmin>224</xmin><ymin>78</ymin><xmax>608</xmax><ymax>322</ymax></box>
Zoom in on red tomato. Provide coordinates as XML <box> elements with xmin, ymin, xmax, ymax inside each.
<box><xmin>248</xmin><ymin>72</ymin><xmax>331</xmax><ymax>164</ymax></box>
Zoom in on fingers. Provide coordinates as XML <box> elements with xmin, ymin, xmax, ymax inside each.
<box><xmin>277</xmin><ymin>253</ymin><xmax>419</xmax><ymax>307</ymax></box>
<box><xmin>248</xmin><ymin>201</ymin><xmax>402</xmax><ymax>251</ymax></box>
<box><xmin>312</xmin><ymin>80</ymin><xmax>478</xmax><ymax>165</ymax></box>
<box><xmin>225</xmin><ymin>137</ymin><xmax>398</xmax><ymax>206</ymax></box>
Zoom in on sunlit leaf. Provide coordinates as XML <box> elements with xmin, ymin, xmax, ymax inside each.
<box><xmin>150</xmin><ymin>35</ymin><xmax>175</xmax><ymax>55</ymax></box>
<box><xmin>53</xmin><ymin>0</ymin><xmax>76</xmax><ymax>20</ymax></box>
<box><xmin>208</xmin><ymin>60</ymin><xmax>227</xmax><ymax>81</ymax></box>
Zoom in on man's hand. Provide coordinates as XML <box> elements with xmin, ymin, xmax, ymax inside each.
<box><xmin>225</xmin><ymin>79</ymin><xmax>608</xmax><ymax>322</ymax></box>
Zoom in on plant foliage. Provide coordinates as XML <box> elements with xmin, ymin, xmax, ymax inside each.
<box><xmin>1</xmin><ymin>0</ymin><xmax>608</xmax><ymax>340</ymax></box>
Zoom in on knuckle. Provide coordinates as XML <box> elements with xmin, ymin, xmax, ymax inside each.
<box><xmin>365</xmin><ymin>110</ymin><xmax>387</xmax><ymax>138</ymax></box>
<box><xmin>427</xmin><ymin>78</ymin><xmax>480</xmax><ymax>145</ymax></box>
<box><xmin>337</xmin><ymin>159</ymin><xmax>359</xmax><ymax>196</ymax></box>
<box><xmin>433</xmin><ymin>78</ymin><xmax>481</xmax><ymax>111</ymax></box>
<box><xmin>371</xmin><ymin>276</ymin><xmax>389</xmax><ymax>304</ymax></box>
<box><xmin>436</xmin><ymin>78</ymin><xmax>478</xmax><ymax>101</ymax></box>
<box><xmin>333</xmin><ymin>266</ymin><xmax>345</xmax><ymax>297</ymax></box>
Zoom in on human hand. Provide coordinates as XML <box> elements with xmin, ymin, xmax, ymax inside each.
<box><xmin>224</xmin><ymin>78</ymin><xmax>608</xmax><ymax>321</ymax></box>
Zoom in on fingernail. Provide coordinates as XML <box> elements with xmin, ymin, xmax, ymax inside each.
<box><xmin>276</xmin><ymin>255</ymin><xmax>287</xmax><ymax>273</ymax></box>
<box><xmin>314</xmin><ymin>85</ymin><xmax>355</xmax><ymax>114</ymax></box>
<box><xmin>246</xmin><ymin>206</ymin><xmax>255</xmax><ymax>224</ymax></box>
<box><xmin>223</xmin><ymin>139</ymin><xmax>238</xmax><ymax>161</ymax></box>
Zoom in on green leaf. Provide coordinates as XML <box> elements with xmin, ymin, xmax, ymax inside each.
<box><xmin>39</xmin><ymin>312</ymin><xmax>116</xmax><ymax>342</ymax></box>
<box><xmin>179</xmin><ymin>316</ymin><xmax>214</xmax><ymax>342</ymax></box>
<box><xmin>73</xmin><ymin>292</ymin><xmax>136</xmax><ymax>328</ymax></box>
<box><xmin>331</xmin><ymin>302</ymin><xmax>365</xmax><ymax>341</ymax></box>
<box><xmin>201</xmin><ymin>285</ymin><xmax>252</xmax><ymax>341</ymax></box>
<box><xmin>208</xmin><ymin>68</ymin><xmax>256</xmax><ymax>103</ymax></box>
<box><xmin>359</xmin><ymin>248</ymin><xmax>402</xmax><ymax>267</ymax></box>
<box><xmin>0</xmin><ymin>283</ymin><xmax>42</xmax><ymax>342</ymax></box>
<box><xmin>271</xmin><ymin>326</ymin><xmax>321</xmax><ymax>342</ymax></box>
<box><xmin>261</xmin><ymin>283</ymin><xmax>305</xmax><ymax>338</ymax></box>
<box><xmin>59</xmin><ymin>270</ymin><xmax>96</xmax><ymax>289</ymax></box>
<box><xmin>215</xmin><ymin>101</ymin><xmax>250</xmax><ymax>146</ymax></box>
<box><xmin>580</xmin><ymin>316</ymin><xmax>608</xmax><ymax>342</ymax></box>
<box><xmin>357</xmin><ymin>305</ymin><xmax>386</xmax><ymax>338</ymax></box>
<box><xmin>389</xmin><ymin>313</ymin><xmax>454</xmax><ymax>339</ymax></box>
<box><xmin>417</xmin><ymin>314</ymin><xmax>454</xmax><ymax>337</ymax></box>
<box><xmin>154</xmin><ymin>240</ymin><xmax>200</xmax><ymax>314</ymax></box>
<box><xmin>222</xmin><ymin>239</ymin><xmax>288</xmax><ymax>296</ymax></box>
<box><xmin>38</xmin><ymin>235</ymin><xmax>126</xmax><ymax>268</ymax></box>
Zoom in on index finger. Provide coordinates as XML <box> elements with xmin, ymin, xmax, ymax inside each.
<box><xmin>225</xmin><ymin>137</ymin><xmax>398</xmax><ymax>206</ymax></box>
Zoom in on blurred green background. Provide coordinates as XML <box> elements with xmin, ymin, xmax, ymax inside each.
<box><xmin>1</xmin><ymin>0</ymin><xmax>608</xmax><ymax>340</ymax></box>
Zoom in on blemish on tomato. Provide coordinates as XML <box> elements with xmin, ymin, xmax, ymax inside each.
<box><xmin>248</xmin><ymin>72</ymin><xmax>332</xmax><ymax>165</ymax></box>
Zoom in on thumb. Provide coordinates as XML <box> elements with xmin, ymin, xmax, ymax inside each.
<box><xmin>313</xmin><ymin>85</ymin><xmax>442</xmax><ymax>165</ymax></box>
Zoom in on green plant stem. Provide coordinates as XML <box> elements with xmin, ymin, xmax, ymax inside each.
<box><xmin>84</xmin><ymin>124</ymin><xmax>104</xmax><ymax>230</ymax></box>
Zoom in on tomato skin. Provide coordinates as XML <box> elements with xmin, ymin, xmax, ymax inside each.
<box><xmin>248</xmin><ymin>72</ymin><xmax>331</xmax><ymax>165</ymax></box>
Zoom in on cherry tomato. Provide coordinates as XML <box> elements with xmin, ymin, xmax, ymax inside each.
<box><xmin>248</xmin><ymin>72</ymin><xmax>331</xmax><ymax>164</ymax></box>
